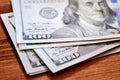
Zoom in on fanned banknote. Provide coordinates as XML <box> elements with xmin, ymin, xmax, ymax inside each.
<box><xmin>1</xmin><ymin>12</ymin><xmax>120</xmax><ymax>74</ymax></box>
<box><xmin>9</xmin><ymin>15</ymin><xmax>120</xmax><ymax>50</ymax></box>
<box><xmin>34</xmin><ymin>41</ymin><xmax>120</xmax><ymax>73</ymax></box>
<box><xmin>1</xmin><ymin>13</ymin><xmax>48</xmax><ymax>75</ymax></box>
<box><xmin>11</xmin><ymin>0</ymin><xmax>120</xmax><ymax>44</ymax></box>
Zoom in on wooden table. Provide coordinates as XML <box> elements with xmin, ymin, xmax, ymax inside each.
<box><xmin>0</xmin><ymin>0</ymin><xmax>120</xmax><ymax>80</ymax></box>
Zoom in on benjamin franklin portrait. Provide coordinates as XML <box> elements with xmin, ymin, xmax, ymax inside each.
<box><xmin>52</xmin><ymin>0</ymin><xmax>120</xmax><ymax>38</ymax></box>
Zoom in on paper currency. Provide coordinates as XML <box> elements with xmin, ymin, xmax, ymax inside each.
<box><xmin>18</xmin><ymin>38</ymin><xmax>120</xmax><ymax>50</ymax></box>
<box><xmin>1</xmin><ymin>12</ymin><xmax>120</xmax><ymax>75</ymax></box>
<box><xmin>11</xmin><ymin>0</ymin><xmax>120</xmax><ymax>44</ymax></box>
<box><xmin>1</xmin><ymin>13</ymin><xmax>48</xmax><ymax>75</ymax></box>
<box><xmin>34</xmin><ymin>41</ymin><xmax>120</xmax><ymax>73</ymax></box>
<box><xmin>7</xmin><ymin>13</ymin><xmax>120</xmax><ymax>58</ymax></box>
<box><xmin>9</xmin><ymin>15</ymin><xmax>120</xmax><ymax>49</ymax></box>
<box><xmin>6</xmin><ymin>13</ymin><xmax>120</xmax><ymax>57</ymax></box>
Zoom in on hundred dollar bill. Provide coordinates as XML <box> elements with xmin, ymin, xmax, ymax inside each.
<box><xmin>34</xmin><ymin>41</ymin><xmax>120</xmax><ymax>73</ymax></box>
<box><xmin>7</xmin><ymin>13</ymin><xmax>120</xmax><ymax>56</ymax></box>
<box><xmin>11</xmin><ymin>0</ymin><xmax>120</xmax><ymax>44</ymax></box>
<box><xmin>9</xmin><ymin>14</ymin><xmax>120</xmax><ymax>49</ymax></box>
<box><xmin>18</xmin><ymin>38</ymin><xmax>120</xmax><ymax>50</ymax></box>
<box><xmin>7</xmin><ymin>13</ymin><xmax>120</xmax><ymax>55</ymax></box>
<box><xmin>1</xmin><ymin>13</ymin><xmax>48</xmax><ymax>75</ymax></box>
<box><xmin>1</xmin><ymin>13</ymin><xmax>120</xmax><ymax>74</ymax></box>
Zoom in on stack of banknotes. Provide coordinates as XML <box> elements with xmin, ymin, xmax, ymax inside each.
<box><xmin>1</xmin><ymin>0</ymin><xmax>120</xmax><ymax>75</ymax></box>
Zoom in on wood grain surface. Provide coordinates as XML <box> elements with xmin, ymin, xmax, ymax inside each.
<box><xmin>0</xmin><ymin>0</ymin><xmax>120</xmax><ymax>80</ymax></box>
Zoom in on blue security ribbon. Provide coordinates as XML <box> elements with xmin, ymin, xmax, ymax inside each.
<box><xmin>111</xmin><ymin>0</ymin><xmax>118</xmax><ymax>3</ymax></box>
<box><xmin>114</xmin><ymin>8</ymin><xmax>120</xmax><ymax>24</ymax></box>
